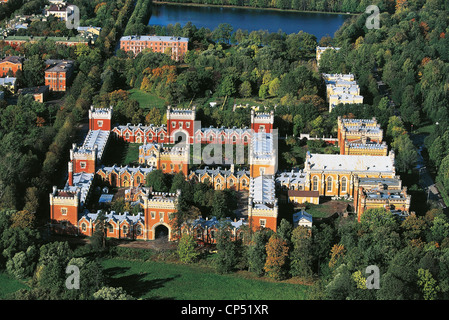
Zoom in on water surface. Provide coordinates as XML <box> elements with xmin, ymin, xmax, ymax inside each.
<box><xmin>149</xmin><ymin>4</ymin><xmax>350</xmax><ymax>39</ymax></box>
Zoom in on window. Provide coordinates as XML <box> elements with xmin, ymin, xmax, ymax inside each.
<box><xmin>108</xmin><ymin>224</ymin><xmax>114</xmax><ymax>233</ymax></box>
<box><xmin>172</xmin><ymin>121</ymin><xmax>176</xmax><ymax>128</ymax></box>
<box><xmin>136</xmin><ymin>176</ymin><xmax>141</xmax><ymax>185</ymax></box>
<box><xmin>341</xmin><ymin>177</ymin><xmax>347</xmax><ymax>193</ymax></box>
<box><xmin>81</xmin><ymin>223</ymin><xmax>87</xmax><ymax>232</ymax></box>
<box><xmin>159</xmin><ymin>212</ymin><xmax>164</xmax><ymax>221</ymax></box>
<box><xmin>327</xmin><ymin>176</ymin><xmax>333</xmax><ymax>192</ymax></box>
<box><xmin>196</xmin><ymin>228</ymin><xmax>202</xmax><ymax>238</ymax></box>
<box><xmin>123</xmin><ymin>225</ymin><xmax>128</xmax><ymax>234</ymax></box>
<box><xmin>136</xmin><ymin>225</ymin><xmax>142</xmax><ymax>236</ymax></box>
<box><xmin>125</xmin><ymin>132</ymin><xmax>130</xmax><ymax>139</ymax></box>
<box><xmin>160</xmin><ymin>133</ymin><xmax>165</xmax><ymax>140</ymax></box>
<box><xmin>80</xmin><ymin>161</ymin><xmax>86</xmax><ymax>169</ymax></box>
<box><xmin>229</xmin><ymin>179</ymin><xmax>234</xmax><ymax>186</ymax></box>
<box><xmin>97</xmin><ymin>120</ymin><xmax>103</xmax><ymax>127</ymax></box>
<box><xmin>244</xmin><ymin>136</ymin><xmax>248</xmax><ymax>143</ymax></box>
<box><xmin>259</xmin><ymin>168</ymin><xmax>265</xmax><ymax>175</ymax></box>
<box><xmin>210</xmin><ymin>230</ymin><xmax>216</xmax><ymax>240</ymax></box>
<box><xmin>259</xmin><ymin>125</ymin><xmax>265</xmax><ymax>132</ymax></box>
<box><xmin>232</xmin><ymin>136</ymin><xmax>237</xmax><ymax>143</ymax></box>
<box><xmin>148</xmin><ymin>133</ymin><xmax>153</xmax><ymax>141</ymax></box>
<box><xmin>151</xmin><ymin>211</ymin><xmax>156</xmax><ymax>219</ymax></box>
<box><xmin>179</xmin><ymin>122</ymin><xmax>183</xmax><ymax>129</ymax></box>
<box><xmin>260</xmin><ymin>219</ymin><xmax>266</xmax><ymax>228</ymax></box>
<box><xmin>312</xmin><ymin>176</ymin><xmax>318</xmax><ymax>191</ymax></box>
<box><xmin>186</xmin><ymin>122</ymin><xmax>190</xmax><ymax>128</ymax></box>
<box><xmin>61</xmin><ymin>208</ymin><xmax>67</xmax><ymax>215</ymax></box>
<box><xmin>162</xmin><ymin>163</ymin><xmax>166</xmax><ymax>170</ymax></box>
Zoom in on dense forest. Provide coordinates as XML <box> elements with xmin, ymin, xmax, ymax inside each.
<box><xmin>152</xmin><ymin>0</ymin><xmax>391</xmax><ymax>13</ymax></box>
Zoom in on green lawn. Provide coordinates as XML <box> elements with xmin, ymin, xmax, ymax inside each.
<box><xmin>128</xmin><ymin>88</ymin><xmax>167</xmax><ymax>109</ymax></box>
<box><xmin>123</xmin><ymin>143</ymin><xmax>142</xmax><ymax>165</ymax></box>
<box><xmin>102</xmin><ymin>258</ymin><xmax>309</xmax><ymax>300</ymax></box>
<box><xmin>0</xmin><ymin>272</ymin><xmax>28</xmax><ymax>299</ymax></box>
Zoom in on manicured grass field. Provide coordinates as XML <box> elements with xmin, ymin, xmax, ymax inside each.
<box><xmin>0</xmin><ymin>272</ymin><xmax>28</xmax><ymax>299</ymax></box>
<box><xmin>102</xmin><ymin>258</ymin><xmax>309</xmax><ymax>300</ymax></box>
<box><xmin>123</xmin><ymin>143</ymin><xmax>142</xmax><ymax>165</ymax></box>
<box><xmin>128</xmin><ymin>88</ymin><xmax>167</xmax><ymax>109</ymax></box>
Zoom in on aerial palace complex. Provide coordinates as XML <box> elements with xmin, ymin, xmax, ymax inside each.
<box><xmin>44</xmin><ymin>44</ymin><xmax>412</xmax><ymax>244</ymax></box>
<box><xmin>49</xmin><ymin>100</ymin><xmax>412</xmax><ymax>243</ymax></box>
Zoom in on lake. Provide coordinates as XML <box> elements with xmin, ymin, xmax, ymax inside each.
<box><xmin>148</xmin><ymin>3</ymin><xmax>350</xmax><ymax>40</ymax></box>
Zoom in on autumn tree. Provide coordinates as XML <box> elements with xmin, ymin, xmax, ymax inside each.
<box><xmin>264</xmin><ymin>233</ymin><xmax>289</xmax><ymax>280</ymax></box>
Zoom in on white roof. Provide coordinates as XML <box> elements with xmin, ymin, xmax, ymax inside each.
<box><xmin>252</xmin><ymin>132</ymin><xmax>274</xmax><ymax>158</ymax></box>
<box><xmin>250</xmin><ymin>175</ymin><xmax>276</xmax><ymax>207</ymax></box>
<box><xmin>306</xmin><ymin>153</ymin><xmax>395</xmax><ymax>173</ymax></box>
<box><xmin>82</xmin><ymin>130</ymin><xmax>110</xmax><ymax>161</ymax></box>
<box><xmin>276</xmin><ymin>170</ymin><xmax>306</xmax><ymax>185</ymax></box>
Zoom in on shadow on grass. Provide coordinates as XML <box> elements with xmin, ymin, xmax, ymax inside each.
<box><xmin>104</xmin><ymin>266</ymin><xmax>180</xmax><ymax>299</ymax></box>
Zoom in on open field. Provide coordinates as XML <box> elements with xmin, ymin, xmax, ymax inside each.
<box><xmin>102</xmin><ymin>258</ymin><xmax>310</xmax><ymax>300</ymax></box>
<box><xmin>0</xmin><ymin>272</ymin><xmax>28</xmax><ymax>299</ymax></box>
<box><xmin>128</xmin><ymin>88</ymin><xmax>167</xmax><ymax>109</ymax></box>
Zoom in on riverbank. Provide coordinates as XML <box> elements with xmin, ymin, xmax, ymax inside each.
<box><xmin>152</xmin><ymin>1</ymin><xmax>358</xmax><ymax>16</ymax></box>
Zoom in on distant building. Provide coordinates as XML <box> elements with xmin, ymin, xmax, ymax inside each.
<box><xmin>0</xmin><ymin>35</ymin><xmax>94</xmax><ymax>47</ymax></box>
<box><xmin>188</xmin><ymin>166</ymin><xmax>250</xmax><ymax>191</ymax></box>
<box><xmin>119</xmin><ymin>35</ymin><xmax>189</xmax><ymax>61</ymax></box>
<box><xmin>77</xmin><ymin>26</ymin><xmax>102</xmax><ymax>37</ymax></box>
<box><xmin>182</xmin><ymin>216</ymin><xmax>249</xmax><ymax>245</ymax></box>
<box><xmin>138</xmin><ymin>143</ymin><xmax>189</xmax><ymax>176</ymax></box>
<box><xmin>337</xmin><ymin>117</ymin><xmax>387</xmax><ymax>156</ymax></box>
<box><xmin>0</xmin><ymin>56</ymin><xmax>23</xmax><ymax>77</ymax></box>
<box><xmin>293</xmin><ymin>209</ymin><xmax>313</xmax><ymax>228</ymax></box>
<box><xmin>96</xmin><ymin>165</ymin><xmax>154</xmax><ymax>188</ymax></box>
<box><xmin>45</xmin><ymin>3</ymin><xmax>74</xmax><ymax>21</ymax></box>
<box><xmin>287</xmin><ymin>190</ymin><xmax>320</xmax><ymax>205</ymax></box>
<box><xmin>18</xmin><ymin>85</ymin><xmax>49</xmax><ymax>103</ymax></box>
<box><xmin>44</xmin><ymin>59</ymin><xmax>74</xmax><ymax>92</ymax></box>
<box><xmin>316</xmin><ymin>46</ymin><xmax>340</xmax><ymax>66</ymax></box>
<box><xmin>322</xmin><ymin>73</ymin><xmax>364</xmax><ymax>112</ymax></box>
<box><xmin>0</xmin><ymin>76</ymin><xmax>17</xmax><ymax>93</ymax></box>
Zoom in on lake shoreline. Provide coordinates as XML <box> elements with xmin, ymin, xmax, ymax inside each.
<box><xmin>152</xmin><ymin>1</ymin><xmax>358</xmax><ymax>16</ymax></box>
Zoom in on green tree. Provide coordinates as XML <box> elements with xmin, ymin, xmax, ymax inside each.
<box><xmin>22</xmin><ymin>54</ymin><xmax>45</xmax><ymax>87</ymax></box>
<box><xmin>145</xmin><ymin>169</ymin><xmax>170</xmax><ymax>192</ymax></box>
<box><xmin>6</xmin><ymin>246</ymin><xmax>38</xmax><ymax>280</ymax></box>
<box><xmin>247</xmin><ymin>228</ymin><xmax>273</xmax><ymax>276</ymax></box>
<box><xmin>215</xmin><ymin>224</ymin><xmax>239</xmax><ymax>274</ymax></box>
<box><xmin>290</xmin><ymin>226</ymin><xmax>313</xmax><ymax>279</ymax></box>
<box><xmin>239</xmin><ymin>80</ymin><xmax>252</xmax><ymax>98</ymax></box>
<box><xmin>417</xmin><ymin>268</ymin><xmax>439</xmax><ymax>300</ymax></box>
<box><xmin>177</xmin><ymin>232</ymin><xmax>199</xmax><ymax>264</ymax></box>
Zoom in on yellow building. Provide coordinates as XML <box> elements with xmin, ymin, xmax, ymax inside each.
<box><xmin>302</xmin><ymin>151</ymin><xmax>397</xmax><ymax>198</ymax></box>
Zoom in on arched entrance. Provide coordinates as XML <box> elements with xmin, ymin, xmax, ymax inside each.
<box><xmin>154</xmin><ymin>224</ymin><xmax>169</xmax><ymax>241</ymax></box>
<box><xmin>173</xmin><ymin>131</ymin><xmax>187</xmax><ymax>145</ymax></box>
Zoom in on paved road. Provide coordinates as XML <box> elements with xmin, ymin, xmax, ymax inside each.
<box><xmin>412</xmin><ymin>134</ymin><xmax>447</xmax><ymax>209</ymax></box>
